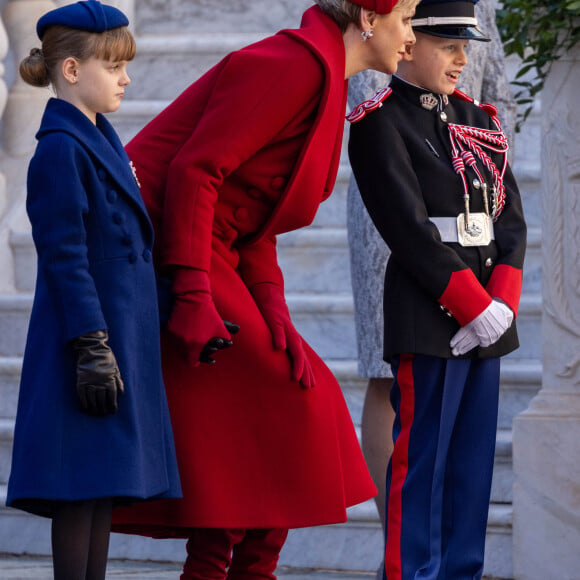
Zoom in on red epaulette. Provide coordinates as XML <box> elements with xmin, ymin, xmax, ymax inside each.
<box><xmin>452</xmin><ymin>88</ymin><xmax>498</xmax><ymax>118</ymax></box>
<box><xmin>346</xmin><ymin>87</ymin><xmax>392</xmax><ymax>123</ymax></box>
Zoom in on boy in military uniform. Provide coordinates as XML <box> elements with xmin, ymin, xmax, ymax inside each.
<box><xmin>348</xmin><ymin>0</ymin><xmax>526</xmax><ymax>578</ymax></box>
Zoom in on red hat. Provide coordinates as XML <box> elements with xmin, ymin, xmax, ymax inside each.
<box><xmin>350</xmin><ymin>0</ymin><xmax>400</xmax><ymax>14</ymax></box>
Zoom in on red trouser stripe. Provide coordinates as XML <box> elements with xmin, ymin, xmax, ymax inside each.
<box><xmin>385</xmin><ymin>354</ymin><xmax>415</xmax><ymax>580</ymax></box>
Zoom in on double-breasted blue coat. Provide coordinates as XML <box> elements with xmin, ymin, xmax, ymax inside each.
<box><xmin>7</xmin><ymin>98</ymin><xmax>181</xmax><ymax>516</ymax></box>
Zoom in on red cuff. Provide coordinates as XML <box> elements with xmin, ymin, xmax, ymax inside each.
<box><xmin>438</xmin><ymin>269</ymin><xmax>492</xmax><ymax>326</ymax></box>
<box><xmin>486</xmin><ymin>264</ymin><xmax>523</xmax><ymax>317</ymax></box>
<box><xmin>172</xmin><ymin>267</ymin><xmax>210</xmax><ymax>295</ymax></box>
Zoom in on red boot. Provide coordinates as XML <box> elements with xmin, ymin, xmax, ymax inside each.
<box><xmin>228</xmin><ymin>528</ymin><xmax>288</xmax><ymax>580</ymax></box>
<box><xmin>181</xmin><ymin>528</ymin><xmax>245</xmax><ymax>580</ymax></box>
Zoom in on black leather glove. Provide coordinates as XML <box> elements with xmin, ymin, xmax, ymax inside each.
<box><xmin>72</xmin><ymin>330</ymin><xmax>124</xmax><ymax>415</ymax></box>
<box><xmin>199</xmin><ymin>320</ymin><xmax>241</xmax><ymax>364</ymax></box>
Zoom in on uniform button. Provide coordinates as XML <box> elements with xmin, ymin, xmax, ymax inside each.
<box><xmin>485</xmin><ymin>258</ymin><xmax>493</xmax><ymax>268</ymax></box>
<box><xmin>234</xmin><ymin>207</ymin><xmax>249</xmax><ymax>222</ymax></box>
<box><xmin>271</xmin><ymin>176</ymin><xmax>287</xmax><ymax>191</ymax></box>
<box><xmin>107</xmin><ymin>189</ymin><xmax>118</xmax><ymax>203</ymax></box>
<box><xmin>128</xmin><ymin>251</ymin><xmax>138</xmax><ymax>263</ymax></box>
<box><xmin>97</xmin><ymin>168</ymin><xmax>107</xmax><ymax>181</ymax></box>
<box><xmin>121</xmin><ymin>235</ymin><xmax>132</xmax><ymax>247</ymax></box>
<box><xmin>112</xmin><ymin>212</ymin><xmax>125</xmax><ymax>225</ymax></box>
<box><xmin>142</xmin><ymin>249</ymin><xmax>152</xmax><ymax>262</ymax></box>
<box><xmin>472</xmin><ymin>179</ymin><xmax>481</xmax><ymax>190</ymax></box>
<box><xmin>247</xmin><ymin>187</ymin><xmax>263</xmax><ymax>200</ymax></box>
<box><xmin>440</xmin><ymin>111</ymin><xmax>448</xmax><ymax>122</ymax></box>
<box><xmin>440</xmin><ymin>304</ymin><xmax>454</xmax><ymax>318</ymax></box>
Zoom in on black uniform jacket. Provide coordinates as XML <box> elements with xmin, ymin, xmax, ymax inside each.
<box><xmin>348</xmin><ymin>76</ymin><xmax>527</xmax><ymax>361</ymax></box>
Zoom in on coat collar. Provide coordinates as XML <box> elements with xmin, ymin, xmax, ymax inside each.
<box><xmin>36</xmin><ymin>98</ymin><xmax>149</xmax><ymax>219</ymax></box>
<box><xmin>391</xmin><ymin>75</ymin><xmax>450</xmax><ymax>112</ymax></box>
<box><xmin>252</xmin><ymin>6</ymin><xmax>347</xmax><ymax>243</ymax></box>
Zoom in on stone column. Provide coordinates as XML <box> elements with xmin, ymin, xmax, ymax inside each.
<box><xmin>512</xmin><ymin>43</ymin><xmax>580</xmax><ymax>579</ymax></box>
<box><xmin>0</xmin><ymin>0</ymin><xmax>55</xmax><ymax>292</ymax></box>
<box><xmin>2</xmin><ymin>0</ymin><xmax>55</xmax><ymax>158</ymax></box>
<box><xmin>0</xmin><ymin>13</ymin><xmax>9</xmax><ymax>221</ymax></box>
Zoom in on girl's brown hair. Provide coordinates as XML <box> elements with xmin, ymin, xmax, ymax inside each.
<box><xmin>20</xmin><ymin>25</ymin><xmax>136</xmax><ymax>88</ymax></box>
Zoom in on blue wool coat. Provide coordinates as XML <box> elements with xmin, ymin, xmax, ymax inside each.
<box><xmin>7</xmin><ymin>98</ymin><xmax>181</xmax><ymax>516</ymax></box>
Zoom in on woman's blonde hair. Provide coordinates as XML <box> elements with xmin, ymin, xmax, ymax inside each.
<box><xmin>393</xmin><ymin>0</ymin><xmax>422</xmax><ymax>13</ymax></box>
<box><xmin>315</xmin><ymin>0</ymin><xmax>420</xmax><ymax>33</ymax></box>
<box><xmin>20</xmin><ymin>25</ymin><xmax>136</xmax><ymax>88</ymax></box>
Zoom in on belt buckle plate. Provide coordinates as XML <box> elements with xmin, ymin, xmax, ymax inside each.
<box><xmin>457</xmin><ymin>213</ymin><xmax>492</xmax><ymax>247</ymax></box>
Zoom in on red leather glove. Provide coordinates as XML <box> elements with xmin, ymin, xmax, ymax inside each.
<box><xmin>168</xmin><ymin>268</ymin><xmax>233</xmax><ymax>366</ymax></box>
<box><xmin>250</xmin><ymin>282</ymin><xmax>315</xmax><ymax>388</ymax></box>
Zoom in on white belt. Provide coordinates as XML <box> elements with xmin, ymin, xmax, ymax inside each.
<box><xmin>430</xmin><ymin>214</ymin><xmax>494</xmax><ymax>246</ymax></box>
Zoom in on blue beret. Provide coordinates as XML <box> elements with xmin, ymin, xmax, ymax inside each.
<box><xmin>412</xmin><ymin>0</ymin><xmax>489</xmax><ymax>42</ymax></box>
<box><xmin>37</xmin><ymin>1</ymin><xmax>129</xmax><ymax>40</ymax></box>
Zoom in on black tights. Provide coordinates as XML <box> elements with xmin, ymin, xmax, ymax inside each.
<box><xmin>51</xmin><ymin>498</ymin><xmax>113</xmax><ymax>580</ymax></box>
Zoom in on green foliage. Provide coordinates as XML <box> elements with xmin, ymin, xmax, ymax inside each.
<box><xmin>497</xmin><ymin>0</ymin><xmax>580</xmax><ymax>130</ymax></box>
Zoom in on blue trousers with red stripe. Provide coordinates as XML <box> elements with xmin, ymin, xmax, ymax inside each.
<box><xmin>384</xmin><ymin>354</ymin><xmax>500</xmax><ymax>580</ymax></box>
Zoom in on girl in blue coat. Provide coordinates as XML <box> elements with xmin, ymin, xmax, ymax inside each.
<box><xmin>6</xmin><ymin>2</ymin><xmax>181</xmax><ymax>578</ymax></box>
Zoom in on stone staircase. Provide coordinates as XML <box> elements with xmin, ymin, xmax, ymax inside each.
<box><xmin>0</xmin><ymin>2</ymin><xmax>542</xmax><ymax>577</ymax></box>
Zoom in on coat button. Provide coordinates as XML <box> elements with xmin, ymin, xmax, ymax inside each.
<box><xmin>107</xmin><ymin>189</ymin><xmax>118</xmax><ymax>203</ymax></box>
<box><xmin>247</xmin><ymin>187</ymin><xmax>263</xmax><ymax>200</ymax></box>
<box><xmin>271</xmin><ymin>176</ymin><xmax>287</xmax><ymax>191</ymax></box>
<box><xmin>112</xmin><ymin>212</ymin><xmax>125</xmax><ymax>225</ymax></box>
<box><xmin>223</xmin><ymin>228</ymin><xmax>237</xmax><ymax>242</ymax></box>
<box><xmin>440</xmin><ymin>111</ymin><xmax>448</xmax><ymax>122</ymax></box>
<box><xmin>472</xmin><ymin>179</ymin><xmax>481</xmax><ymax>190</ymax></box>
<box><xmin>128</xmin><ymin>251</ymin><xmax>138</xmax><ymax>263</ymax></box>
<box><xmin>142</xmin><ymin>249</ymin><xmax>152</xmax><ymax>262</ymax></box>
<box><xmin>121</xmin><ymin>234</ymin><xmax>132</xmax><ymax>246</ymax></box>
<box><xmin>234</xmin><ymin>207</ymin><xmax>249</xmax><ymax>222</ymax></box>
<box><xmin>485</xmin><ymin>258</ymin><xmax>493</xmax><ymax>268</ymax></box>
<box><xmin>97</xmin><ymin>168</ymin><xmax>107</xmax><ymax>181</ymax></box>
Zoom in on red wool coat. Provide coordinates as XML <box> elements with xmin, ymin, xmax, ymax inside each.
<box><xmin>113</xmin><ymin>6</ymin><xmax>376</xmax><ymax>534</ymax></box>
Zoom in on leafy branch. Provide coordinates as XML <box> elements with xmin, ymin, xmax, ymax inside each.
<box><xmin>496</xmin><ymin>0</ymin><xmax>580</xmax><ymax>130</ymax></box>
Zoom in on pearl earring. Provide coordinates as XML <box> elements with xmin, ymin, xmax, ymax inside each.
<box><xmin>361</xmin><ymin>29</ymin><xmax>374</xmax><ymax>41</ymax></box>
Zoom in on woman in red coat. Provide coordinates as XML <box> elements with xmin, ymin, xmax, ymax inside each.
<box><xmin>113</xmin><ymin>0</ymin><xmax>418</xmax><ymax>577</ymax></box>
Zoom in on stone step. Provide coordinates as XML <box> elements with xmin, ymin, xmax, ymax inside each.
<box><xmin>133</xmin><ymin>2</ymin><xmax>311</xmax><ymax>36</ymax></box>
<box><xmin>123</xmin><ymin>33</ymin><xmax>266</xmax><ymax>102</ymax></box>
<box><xmin>10</xmin><ymin>231</ymin><xmax>36</xmax><ymax>294</ymax></box>
<box><xmin>0</xmin><ymin>358</ymin><xmax>21</xmax><ymax>420</ymax></box>
<box><xmin>492</xmin><ymin>428</ymin><xmax>514</xmax><ymax>504</ymax></box>
<box><xmin>0</xmin><ymin>295</ymin><xmax>32</xmax><ymax>358</ymax></box>
<box><xmin>521</xmin><ymin>225</ymin><xmax>541</xmax><ymax>293</ymax></box>
<box><xmin>0</xmin><ymin>419</ymin><xmax>14</xmax><ymax>487</ymax></box>
<box><xmin>0</xmin><ymin>483</ymin><xmax>512</xmax><ymax>577</ymax></box>
<box><xmin>496</xmin><ymin>359</ymin><xmax>542</xmax><ymax>430</ymax></box>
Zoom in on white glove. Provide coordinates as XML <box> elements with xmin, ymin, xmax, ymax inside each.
<box><xmin>450</xmin><ymin>299</ymin><xmax>514</xmax><ymax>356</ymax></box>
